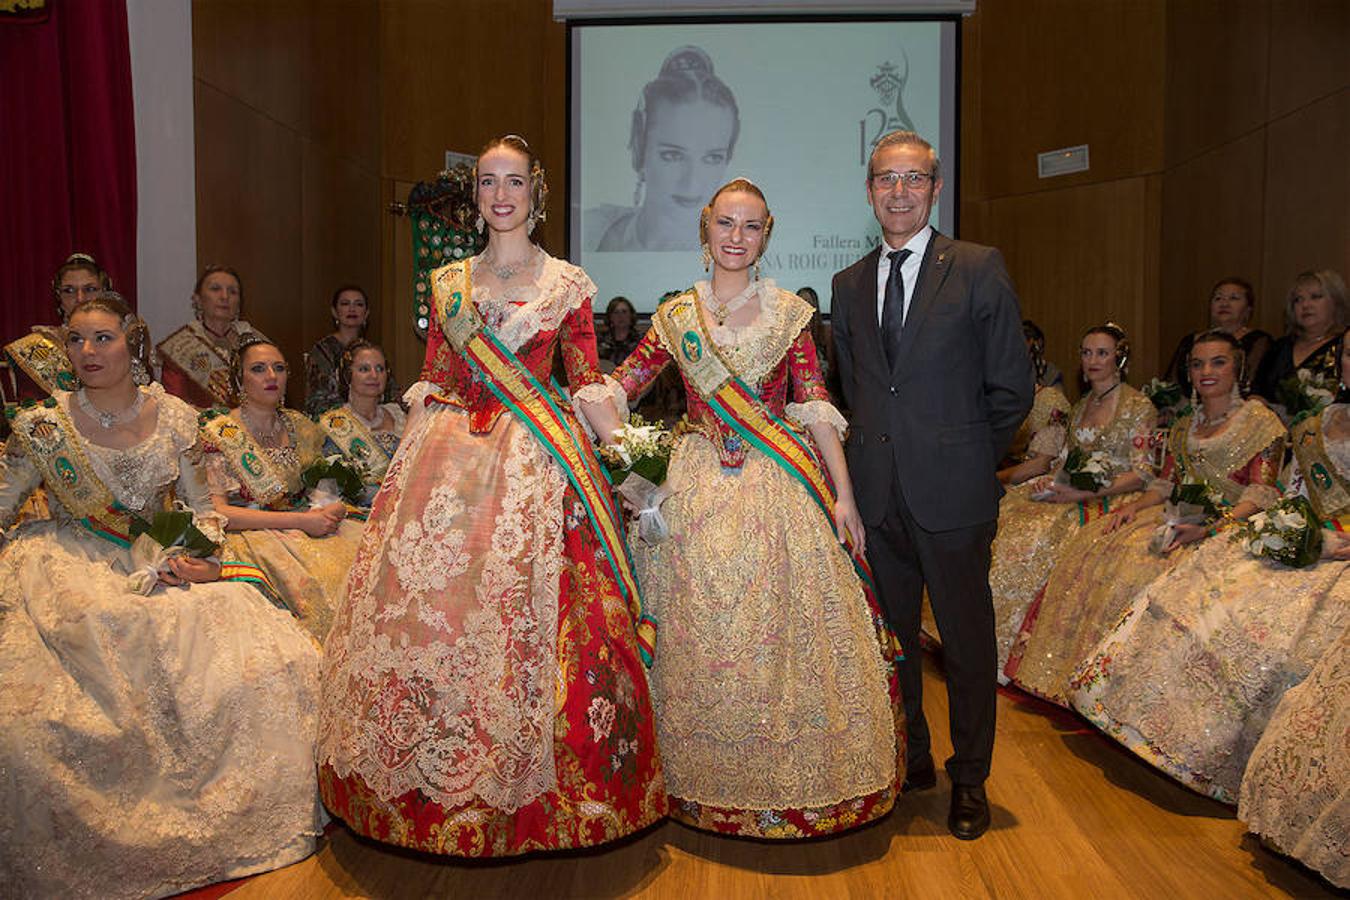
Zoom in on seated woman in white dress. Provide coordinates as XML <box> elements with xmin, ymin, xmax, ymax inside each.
<box><xmin>1069</xmin><ymin>331</ymin><xmax>1350</xmax><ymax>802</ymax></box>
<box><xmin>0</xmin><ymin>296</ymin><xmax>322</xmax><ymax>899</ymax></box>
<box><xmin>604</xmin><ymin>179</ymin><xmax>903</xmax><ymax>839</ymax></box>
<box><xmin>1006</xmin><ymin>330</ymin><xmax>1286</xmax><ymax>705</ymax></box>
<box><xmin>313</xmin><ymin>339</ymin><xmax>406</xmax><ymax>508</ymax></box>
<box><xmin>200</xmin><ymin>338</ymin><xmax>365</xmax><ymax>642</ymax></box>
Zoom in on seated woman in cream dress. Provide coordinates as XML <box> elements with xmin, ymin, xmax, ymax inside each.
<box><xmin>1239</xmin><ymin>622</ymin><xmax>1350</xmax><ymax>889</ymax></box>
<box><xmin>606</xmin><ymin>179</ymin><xmax>903</xmax><ymax>839</ymax></box>
<box><xmin>200</xmin><ymin>338</ymin><xmax>364</xmax><ymax>642</ymax></box>
<box><xmin>973</xmin><ymin>325</ymin><xmax>1155</xmax><ymax>676</ymax></box>
<box><xmin>1006</xmin><ymin>330</ymin><xmax>1286</xmax><ymax>706</ymax></box>
<box><xmin>1069</xmin><ymin>333</ymin><xmax>1350</xmax><ymax>802</ymax></box>
<box><xmin>0</xmin><ymin>297</ymin><xmax>322</xmax><ymax>899</ymax></box>
<box><xmin>313</xmin><ymin>339</ymin><xmax>406</xmax><ymax>509</ymax></box>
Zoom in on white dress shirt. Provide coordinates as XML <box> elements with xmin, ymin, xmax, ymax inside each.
<box><xmin>874</xmin><ymin>225</ymin><xmax>933</xmax><ymax>327</ymax></box>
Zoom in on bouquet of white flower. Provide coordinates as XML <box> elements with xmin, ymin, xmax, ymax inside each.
<box><xmin>598</xmin><ymin>415</ymin><xmax>674</xmax><ymax>544</ymax></box>
<box><xmin>1233</xmin><ymin>496</ymin><xmax>1323</xmax><ymax>568</ymax></box>
<box><xmin>126</xmin><ymin>505</ymin><xmax>221</xmax><ymax>595</ymax></box>
<box><xmin>1276</xmin><ymin>368</ymin><xmax>1335</xmax><ymax>423</ymax></box>
<box><xmin>1062</xmin><ymin>446</ymin><xmax>1113</xmax><ymax>493</ymax></box>
<box><xmin>301</xmin><ymin>454</ymin><xmax>368</xmax><ymax>507</ymax></box>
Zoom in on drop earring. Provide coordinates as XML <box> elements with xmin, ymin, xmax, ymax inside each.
<box><xmin>701</xmin><ymin>242</ymin><xmax>712</xmax><ymax>272</ymax></box>
<box><xmin>475</xmin><ymin>214</ymin><xmax>485</xmax><ymax>235</ymax></box>
<box><xmin>753</xmin><ymin>257</ymin><xmax>762</xmax><ymax>281</ymax></box>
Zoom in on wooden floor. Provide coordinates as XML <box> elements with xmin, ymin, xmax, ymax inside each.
<box><xmin>226</xmin><ymin>655</ymin><xmax>1338</xmax><ymax>899</ymax></box>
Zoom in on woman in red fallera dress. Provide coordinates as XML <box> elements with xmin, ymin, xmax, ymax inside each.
<box><xmin>316</xmin><ymin>135</ymin><xmax>665</xmax><ymax>857</ymax></box>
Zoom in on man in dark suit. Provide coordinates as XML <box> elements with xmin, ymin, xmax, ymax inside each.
<box><xmin>831</xmin><ymin>130</ymin><xmax>1033</xmax><ymax>840</ymax></box>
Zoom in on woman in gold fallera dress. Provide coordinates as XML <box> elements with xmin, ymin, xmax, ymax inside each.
<box><xmin>317</xmin><ymin>135</ymin><xmax>665</xmax><ymax>857</ymax></box>
<box><xmin>1006</xmin><ymin>330</ymin><xmax>1286</xmax><ymax>706</ymax></box>
<box><xmin>1239</xmin><ymin>623</ymin><xmax>1350</xmax><ymax>889</ymax></box>
<box><xmin>3</xmin><ymin>253</ymin><xmax>110</xmax><ymax>397</ymax></box>
<box><xmin>158</xmin><ymin>265</ymin><xmax>269</xmax><ymax>409</ymax></box>
<box><xmin>607</xmin><ymin>179</ymin><xmax>903</xmax><ymax>838</ymax></box>
<box><xmin>1069</xmin><ymin>332</ymin><xmax>1350</xmax><ymax>803</ymax></box>
<box><xmin>0</xmin><ymin>298</ymin><xmax>322</xmax><ymax>899</ymax></box>
<box><xmin>980</xmin><ymin>324</ymin><xmax>1155</xmax><ymax>676</ymax></box>
<box><xmin>200</xmin><ymin>338</ymin><xmax>364</xmax><ymax>642</ymax></box>
<box><xmin>314</xmin><ymin>339</ymin><xmax>406</xmax><ymax>507</ymax></box>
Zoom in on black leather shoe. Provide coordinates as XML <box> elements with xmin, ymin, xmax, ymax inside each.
<box><xmin>947</xmin><ymin>783</ymin><xmax>991</xmax><ymax>840</ymax></box>
<box><xmin>901</xmin><ymin>756</ymin><xmax>938</xmax><ymax>793</ymax></box>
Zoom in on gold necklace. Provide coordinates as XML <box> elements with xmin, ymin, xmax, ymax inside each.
<box><xmin>707</xmin><ymin>281</ymin><xmax>756</xmax><ymax>326</ymax></box>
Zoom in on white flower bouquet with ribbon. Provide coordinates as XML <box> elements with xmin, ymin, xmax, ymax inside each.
<box><xmin>126</xmin><ymin>504</ymin><xmax>221</xmax><ymax>595</ymax></box>
<box><xmin>1149</xmin><ymin>479</ymin><xmax>1225</xmax><ymax>554</ymax></box>
<box><xmin>1062</xmin><ymin>446</ymin><xmax>1113</xmax><ymax>493</ymax></box>
<box><xmin>598</xmin><ymin>415</ymin><xmax>674</xmax><ymax>544</ymax></box>
<box><xmin>1233</xmin><ymin>496</ymin><xmax>1323</xmax><ymax>568</ymax></box>
<box><xmin>301</xmin><ymin>454</ymin><xmax>368</xmax><ymax>508</ymax></box>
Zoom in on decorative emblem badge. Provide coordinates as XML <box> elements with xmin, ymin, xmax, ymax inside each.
<box><xmin>241</xmin><ymin>450</ymin><xmax>262</xmax><ymax>476</ymax></box>
<box><xmin>447</xmin><ymin>291</ymin><xmax>463</xmax><ymax>319</ymax></box>
<box><xmin>54</xmin><ymin>457</ymin><xmax>78</xmax><ymax>487</ymax></box>
<box><xmin>1311</xmin><ymin>462</ymin><xmax>1333</xmax><ymax>490</ymax></box>
<box><xmin>681</xmin><ymin>330</ymin><xmax>703</xmax><ymax>363</ymax></box>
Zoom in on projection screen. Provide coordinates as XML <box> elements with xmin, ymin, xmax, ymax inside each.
<box><xmin>569</xmin><ymin>18</ymin><xmax>958</xmax><ymax>312</ymax></box>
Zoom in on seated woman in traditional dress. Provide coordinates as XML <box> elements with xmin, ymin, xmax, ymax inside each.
<box><xmin>317</xmin><ymin>134</ymin><xmax>665</xmax><ymax>857</ymax></box>
<box><xmin>315</xmin><ymin>339</ymin><xmax>405</xmax><ymax>506</ymax></box>
<box><xmin>200</xmin><ymin>337</ymin><xmax>363</xmax><ymax>642</ymax></box>
<box><xmin>1239</xmin><ymin>623</ymin><xmax>1350</xmax><ymax>890</ymax></box>
<box><xmin>3</xmin><ymin>252</ymin><xmax>110</xmax><ymax>397</ymax></box>
<box><xmin>604</xmin><ymin>178</ymin><xmax>903</xmax><ymax>839</ymax></box>
<box><xmin>1069</xmin><ymin>331</ymin><xmax>1350</xmax><ymax>803</ymax></box>
<box><xmin>0</xmin><ymin>296</ymin><xmax>322</xmax><ymax>899</ymax></box>
<box><xmin>976</xmin><ymin>324</ymin><xmax>1154</xmax><ymax>676</ymax></box>
<box><xmin>1251</xmin><ymin>269</ymin><xmax>1346</xmax><ymax>413</ymax></box>
<box><xmin>996</xmin><ymin>320</ymin><xmax>1072</xmax><ymax>485</ymax></box>
<box><xmin>1161</xmin><ymin>276</ymin><xmax>1272</xmax><ymax>397</ymax></box>
<box><xmin>304</xmin><ymin>284</ymin><xmax>402</xmax><ymax>416</ymax></box>
<box><xmin>1006</xmin><ymin>330</ymin><xmax>1286</xmax><ymax>706</ymax></box>
<box><xmin>158</xmin><ymin>265</ymin><xmax>268</xmax><ymax>409</ymax></box>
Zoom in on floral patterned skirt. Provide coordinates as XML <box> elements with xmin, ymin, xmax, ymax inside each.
<box><xmin>317</xmin><ymin>406</ymin><xmax>665</xmax><ymax>857</ymax></box>
<box><xmin>636</xmin><ymin>435</ymin><xmax>904</xmax><ymax>839</ymax></box>
<box><xmin>1070</xmin><ymin>540</ymin><xmax>1350</xmax><ymax>803</ymax></box>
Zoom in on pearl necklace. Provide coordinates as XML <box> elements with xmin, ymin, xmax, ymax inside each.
<box><xmin>77</xmin><ymin>387</ymin><xmax>144</xmax><ymax>429</ymax></box>
<box><xmin>480</xmin><ymin>246</ymin><xmax>539</xmax><ymax>280</ymax></box>
<box><xmin>707</xmin><ymin>281</ymin><xmax>757</xmax><ymax>326</ymax></box>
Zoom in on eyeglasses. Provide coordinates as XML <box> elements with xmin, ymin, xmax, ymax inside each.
<box><xmin>58</xmin><ymin>285</ymin><xmax>103</xmax><ymax>297</ymax></box>
<box><xmin>870</xmin><ymin>171</ymin><xmax>935</xmax><ymax>191</ymax></box>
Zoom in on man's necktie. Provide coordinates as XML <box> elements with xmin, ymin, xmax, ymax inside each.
<box><xmin>881</xmin><ymin>248</ymin><xmax>912</xmax><ymax>368</ymax></box>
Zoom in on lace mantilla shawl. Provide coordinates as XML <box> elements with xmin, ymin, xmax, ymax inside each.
<box><xmin>434</xmin><ymin>254</ymin><xmax>598</xmax><ymax>354</ymax></box>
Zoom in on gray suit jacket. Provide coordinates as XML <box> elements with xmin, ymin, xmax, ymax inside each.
<box><xmin>831</xmin><ymin>232</ymin><xmax>1033</xmax><ymax>532</ymax></box>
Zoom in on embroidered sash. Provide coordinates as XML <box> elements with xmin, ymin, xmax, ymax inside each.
<box><xmin>4</xmin><ymin>330</ymin><xmax>77</xmax><ymax>394</ymax></box>
<box><xmin>9</xmin><ymin>400</ymin><xmax>134</xmax><ymax>544</ymax></box>
<box><xmin>159</xmin><ymin>322</ymin><xmax>236</xmax><ymax>406</ymax></box>
<box><xmin>1291</xmin><ymin>411</ymin><xmax>1350</xmax><ymax>523</ymax></box>
<box><xmin>432</xmin><ymin>261</ymin><xmax>655</xmax><ymax>665</ymax></box>
<box><xmin>319</xmin><ymin>405</ymin><xmax>395</xmax><ymax>482</ymax></box>
<box><xmin>199</xmin><ymin>409</ymin><xmax>310</xmax><ymax>509</ymax></box>
<box><xmin>652</xmin><ymin>290</ymin><xmax>875</xmax><ymax>590</ymax></box>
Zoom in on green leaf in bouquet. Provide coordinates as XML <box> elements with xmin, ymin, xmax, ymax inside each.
<box><xmin>300</xmin><ymin>457</ymin><xmax>366</xmax><ymax>505</ymax></box>
<box><xmin>629</xmin><ymin>454</ymin><xmax>668</xmax><ymax>486</ymax></box>
<box><xmin>1269</xmin><ymin>496</ymin><xmax>1324</xmax><ymax>568</ymax></box>
<box><xmin>129</xmin><ymin>510</ymin><xmax>220</xmax><ymax>557</ymax></box>
<box><xmin>1169</xmin><ymin>480</ymin><xmax>1222</xmax><ymax>519</ymax></box>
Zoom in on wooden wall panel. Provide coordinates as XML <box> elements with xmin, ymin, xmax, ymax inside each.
<box><xmin>978</xmin><ymin>176</ymin><xmax>1162</xmax><ymax>387</ymax></box>
<box><xmin>1158</xmin><ymin>129</ymin><xmax>1268</xmax><ymax>355</ymax></box>
<box><xmin>193</xmin><ymin>1</ymin><xmax>311</xmax><ymax>138</ymax></box>
<box><xmin>1267</xmin><ymin>0</ymin><xmax>1350</xmax><ymax>120</ymax></box>
<box><xmin>1261</xmin><ymin>89</ymin><xmax>1350</xmax><ymax>324</ymax></box>
<box><xmin>193</xmin><ymin>80</ymin><xmax>305</xmax><ymax>404</ymax></box>
<box><xmin>968</xmin><ymin>0</ymin><xmax>1166</xmax><ymax>201</ymax></box>
<box><xmin>380</xmin><ymin>178</ymin><xmax>423</xmax><ymax>391</ymax></box>
<box><xmin>1163</xmin><ymin>0</ymin><xmax>1270</xmax><ymax>167</ymax></box>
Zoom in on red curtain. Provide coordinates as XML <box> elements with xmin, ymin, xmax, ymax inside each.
<box><xmin>0</xmin><ymin>0</ymin><xmax>137</xmax><ymax>346</ymax></box>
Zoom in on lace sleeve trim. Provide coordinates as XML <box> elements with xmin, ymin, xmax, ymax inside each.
<box><xmin>571</xmin><ymin>375</ymin><xmax>627</xmax><ymax>441</ymax></box>
<box><xmin>785</xmin><ymin>399</ymin><xmax>847</xmax><ymax>439</ymax></box>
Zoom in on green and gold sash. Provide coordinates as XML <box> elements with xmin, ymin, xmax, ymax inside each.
<box><xmin>652</xmin><ymin>290</ymin><xmax>875</xmax><ymax>590</ymax></box>
<box><xmin>159</xmin><ymin>322</ymin><xmax>236</xmax><ymax>406</ymax></box>
<box><xmin>9</xmin><ymin>398</ymin><xmax>134</xmax><ymax>544</ymax></box>
<box><xmin>199</xmin><ymin>409</ymin><xmax>316</xmax><ymax>509</ymax></box>
<box><xmin>1291</xmin><ymin>411</ymin><xmax>1350</xmax><ymax>527</ymax></box>
<box><xmin>4</xmin><ymin>330</ymin><xmax>78</xmax><ymax>394</ymax></box>
<box><xmin>431</xmin><ymin>261</ymin><xmax>654</xmax><ymax>665</ymax></box>
<box><xmin>319</xmin><ymin>405</ymin><xmax>395</xmax><ymax>482</ymax></box>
